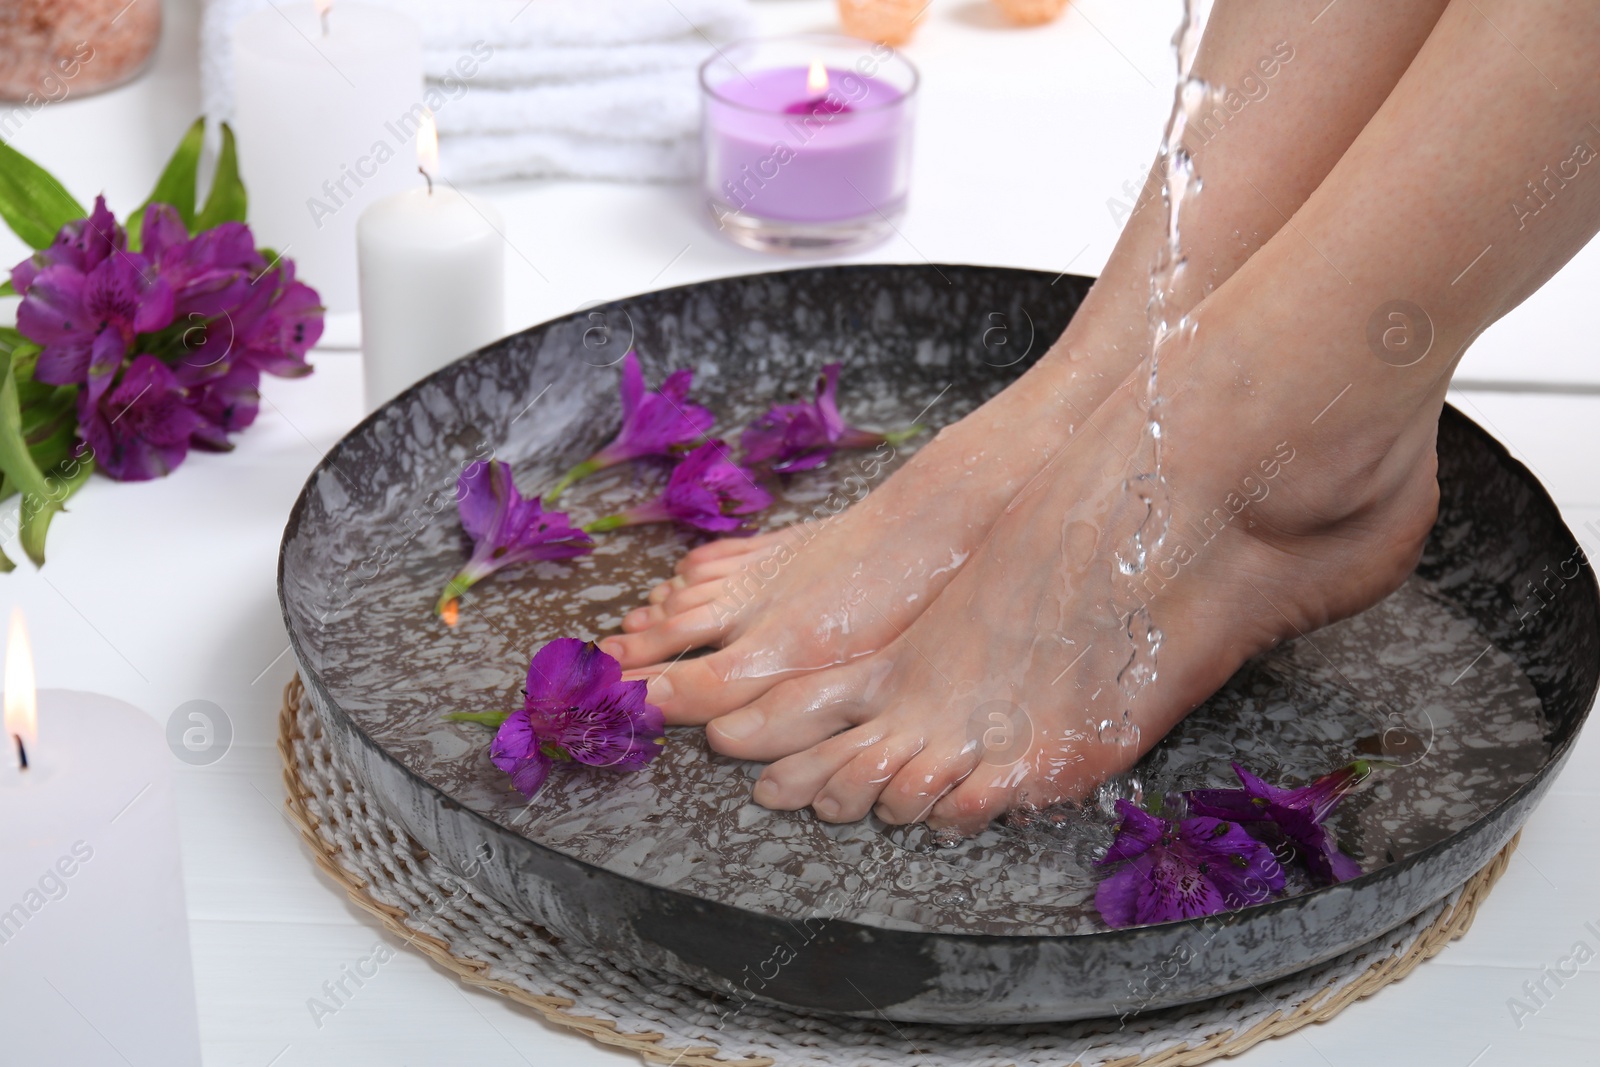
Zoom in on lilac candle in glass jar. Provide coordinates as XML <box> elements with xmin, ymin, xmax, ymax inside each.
<box><xmin>701</xmin><ymin>36</ymin><xmax>919</xmax><ymax>252</ymax></box>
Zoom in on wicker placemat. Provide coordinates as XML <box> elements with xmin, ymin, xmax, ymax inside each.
<box><xmin>278</xmin><ymin>676</ymin><xmax>1515</xmax><ymax>1067</ymax></box>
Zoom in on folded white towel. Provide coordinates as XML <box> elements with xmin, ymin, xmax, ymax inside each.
<box><xmin>438</xmin><ymin>72</ymin><xmax>699</xmax><ymax>140</ymax></box>
<box><xmin>199</xmin><ymin>0</ymin><xmax>750</xmax><ymax>182</ymax></box>
<box><xmin>443</xmin><ymin>130</ymin><xmax>698</xmax><ymax>182</ymax></box>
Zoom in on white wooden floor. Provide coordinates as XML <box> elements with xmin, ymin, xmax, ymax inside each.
<box><xmin>3</xmin><ymin>2</ymin><xmax>1599</xmax><ymax>1064</ymax></box>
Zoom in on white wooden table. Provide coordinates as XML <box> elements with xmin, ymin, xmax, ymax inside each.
<box><xmin>3</xmin><ymin>2</ymin><xmax>1598</xmax><ymax>1064</ymax></box>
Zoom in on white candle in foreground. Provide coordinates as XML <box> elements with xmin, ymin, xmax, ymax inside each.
<box><xmin>232</xmin><ymin>0</ymin><xmax>423</xmax><ymax>313</ymax></box>
<box><xmin>0</xmin><ymin>613</ymin><xmax>200</xmax><ymax>1065</ymax></box>
<box><xmin>357</xmin><ymin>112</ymin><xmax>506</xmax><ymax>410</ymax></box>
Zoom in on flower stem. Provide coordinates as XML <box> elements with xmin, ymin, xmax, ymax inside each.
<box><xmin>583</xmin><ymin>513</ymin><xmax>632</xmax><ymax>533</ymax></box>
<box><xmin>882</xmin><ymin>424</ymin><xmax>927</xmax><ymax>447</ymax></box>
<box><xmin>447</xmin><ymin>711</ymin><xmax>511</xmax><ymax>729</ymax></box>
<box><xmin>546</xmin><ymin>457</ymin><xmax>603</xmax><ymax>501</ymax></box>
<box><xmin>434</xmin><ymin>571</ymin><xmax>477</xmax><ymax>615</ymax></box>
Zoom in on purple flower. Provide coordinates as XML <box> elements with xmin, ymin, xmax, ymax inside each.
<box><xmin>587</xmin><ymin>440</ymin><xmax>771</xmax><ymax>534</ymax></box>
<box><xmin>140</xmin><ymin>202</ymin><xmax>262</xmax><ymax>320</ymax></box>
<box><xmin>17</xmin><ymin>243</ymin><xmax>174</xmax><ymax>408</ymax></box>
<box><xmin>486</xmin><ymin>638</ymin><xmax>665</xmax><ymax>797</ymax></box>
<box><xmin>79</xmin><ymin>355</ymin><xmax>206</xmax><ymax>481</ymax></box>
<box><xmin>1185</xmin><ymin>762</ymin><xmax>1369</xmax><ymax>885</ymax></box>
<box><xmin>741</xmin><ymin>363</ymin><xmax>916</xmax><ymax>473</ymax></box>
<box><xmin>179</xmin><ymin>361</ymin><xmax>261</xmax><ymax>452</ymax></box>
<box><xmin>9</xmin><ymin>194</ymin><xmax>122</xmax><ymax>296</ymax></box>
<box><xmin>224</xmin><ymin>258</ymin><xmax>322</xmax><ymax>378</ymax></box>
<box><xmin>547</xmin><ymin>350</ymin><xmax>714</xmax><ymax>499</ymax></box>
<box><xmin>435</xmin><ymin>460</ymin><xmax>594</xmax><ymax>614</ymax></box>
<box><xmin>1094</xmin><ymin>799</ymin><xmax>1284</xmax><ymax>928</ymax></box>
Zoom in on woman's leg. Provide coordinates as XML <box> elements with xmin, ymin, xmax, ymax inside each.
<box><xmin>709</xmin><ymin>0</ymin><xmax>1600</xmax><ymax>829</ymax></box>
<box><xmin>609</xmin><ymin>0</ymin><xmax>1453</xmax><ymax>723</ymax></box>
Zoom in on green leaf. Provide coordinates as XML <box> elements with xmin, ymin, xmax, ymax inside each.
<box><xmin>20</xmin><ymin>454</ymin><xmax>93</xmax><ymax>566</ymax></box>
<box><xmin>0</xmin><ymin>139</ymin><xmax>85</xmax><ymax>249</ymax></box>
<box><xmin>194</xmin><ymin>122</ymin><xmax>248</xmax><ymax>231</ymax></box>
<box><xmin>0</xmin><ymin>542</ymin><xmax>13</xmax><ymax>574</ymax></box>
<box><xmin>0</xmin><ymin>351</ymin><xmax>52</xmax><ymax>502</ymax></box>
<box><xmin>128</xmin><ymin>117</ymin><xmax>206</xmax><ymax>249</ymax></box>
<box><xmin>0</xmin><ymin>279</ymin><xmax>15</xmax><ymax>297</ymax></box>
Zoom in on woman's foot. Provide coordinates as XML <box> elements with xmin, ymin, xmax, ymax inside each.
<box><xmin>703</xmin><ymin>302</ymin><xmax>1443</xmax><ymax>832</ymax></box>
<box><xmin>602</xmin><ymin>294</ymin><xmax>1154</xmax><ymax>724</ymax></box>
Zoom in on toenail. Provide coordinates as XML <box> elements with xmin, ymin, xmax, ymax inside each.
<box><xmin>646</xmin><ymin>675</ymin><xmax>674</xmax><ymax>703</ymax></box>
<box><xmin>814</xmin><ymin>796</ymin><xmax>841</xmax><ymax>820</ymax></box>
<box><xmin>714</xmin><ymin>710</ymin><xmax>763</xmax><ymax>741</ymax></box>
<box><xmin>599</xmin><ymin>638</ymin><xmax>625</xmax><ymax>658</ymax></box>
<box><xmin>752</xmin><ymin>776</ymin><xmax>782</xmax><ymax>807</ymax></box>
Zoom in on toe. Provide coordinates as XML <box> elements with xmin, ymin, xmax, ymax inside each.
<box><xmin>677</xmin><ymin>529</ymin><xmax>783</xmax><ymax>569</ymax></box>
<box><xmin>927</xmin><ymin>765</ymin><xmax>1028</xmax><ymax>834</ymax></box>
<box><xmin>751</xmin><ymin>724</ymin><xmax>887</xmax><ymax>812</ymax></box>
<box><xmin>599</xmin><ymin>604</ymin><xmax>728</xmax><ymax>667</ymax></box>
<box><xmin>623</xmin><ymin>648</ymin><xmax>813</xmax><ymax>725</ymax></box>
<box><xmin>662</xmin><ymin>581</ymin><xmax>726</xmax><ymax>617</ymax></box>
<box><xmin>873</xmin><ymin>738</ymin><xmax>984</xmax><ymax>826</ymax></box>
<box><xmin>707</xmin><ymin>664</ymin><xmax>873</xmax><ymax>761</ymax></box>
<box><xmin>621</xmin><ymin>604</ymin><xmax>666</xmax><ymax>632</ymax></box>
<box><xmin>812</xmin><ymin>735</ymin><xmax>926</xmax><ymax>823</ymax></box>
<box><xmin>674</xmin><ymin>554</ymin><xmax>751</xmax><ymax>587</ymax></box>
<box><xmin>646</xmin><ymin>576</ymin><xmax>686</xmax><ymax>605</ymax></box>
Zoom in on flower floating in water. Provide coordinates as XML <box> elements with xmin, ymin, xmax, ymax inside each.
<box><xmin>436</xmin><ymin>460</ymin><xmax>593</xmax><ymax>617</ymax></box>
<box><xmin>451</xmin><ymin>638</ymin><xmax>665</xmax><ymax>798</ymax></box>
<box><xmin>585</xmin><ymin>440</ymin><xmax>771</xmax><ymax>534</ymax></box>
<box><xmin>1094</xmin><ymin>799</ymin><xmax>1284</xmax><ymax>928</ymax></box>
<box><xmin>547</xmin><ymin>350</ymin><xmax>714</xmax><ymax>500</ymax></box>
<box><xmin>1184</xmin><ymin>761</ymin><xmax>1370</xmax><ymax>885</ymax></box>
<box><xmin>741</xmin><ymin>362</ymin><xmax>922</xmax><ymax>473</ymax></box>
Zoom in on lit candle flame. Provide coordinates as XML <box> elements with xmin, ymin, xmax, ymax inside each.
<box><xmin>315</xmin><ymin>0</ymin><xmax>333</xmax><ymax>35</ymax></box>
<box><xmin>807</xmin><ymin>61</ymin><xmax>829</xmax><ymax>97</ymax></box>
<box><xmin>4</xmin><ymin>608</ymin><xmax>36</xmax><ymax>770</ymax></box>
<box><xmin>417</xmin><ymin>108</ymin><xmax>439</xmax><ymax>190</ymax></box>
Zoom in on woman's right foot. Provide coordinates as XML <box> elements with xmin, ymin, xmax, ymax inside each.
<box><xmin>602</xmin><ymin>297</ymin><xmax>1153</xmax><ymax>724</ymax></box>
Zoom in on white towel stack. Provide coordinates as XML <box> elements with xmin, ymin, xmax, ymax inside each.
<box><xmin>199</xmin><ymin>0</ymin><xmax>753</xmax><ymax>182</ymax></box>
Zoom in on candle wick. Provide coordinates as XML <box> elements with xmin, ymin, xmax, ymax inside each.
<box><xmin>419</xmin><ymin>165</ymin><xmax>433</xmax><ymax>195</ymax></box>
<box><xmin>13</xmin><ymin>733</ymin><xmax>27</xmax><ymax>771</ymax></box>
<box><xmin>320</xmin><ymin>10</ymin><xmax>330</xmax><ymax>37</ymax></box>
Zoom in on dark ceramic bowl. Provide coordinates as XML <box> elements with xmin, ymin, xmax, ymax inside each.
<box><xmin>279</xmin><ymin>264</ymin><xmax>1598</xmax><ymax>1023</ymax></box>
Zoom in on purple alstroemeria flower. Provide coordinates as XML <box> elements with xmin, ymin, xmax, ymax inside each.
<box><xmin>140</xmin><ymin>203</ymin><xmax>263</xmax><ymax>320</ymax></box>
<box><xmin>546</xmin><ymin>350</ymin><xmax>714</xmax><ymax>500</ymax></box>
<box><xmin>9</xmin><ymin>194</ymin><xmax>122</xmax><ymax>295</ymax></box>
<box><xmin>178</xmin><ymin>361</ymin><xmax>261</xmax><ymax>452</ymax></box>
<box><xmin>17</xmin><ymin>245</ymin><xmax>175</xmax><ymax>408</ymax></box>
<box><xmin>586</xmin><ymin>440</ymin><xmax>771</xmax><ymax>534</ymax></box>
<box><xmin>1184</xmin><ymin>762</ymin><xmax>1370</xmax><ymax>885</ymax></box>
<box><xmin>741</xmin><ymin>362</ymin><xmax>922</xmax><ymax>473</ymax></box>
<box><xmin>1094</xmin><ymin>799</ymin><xmax>1285</xmax><ymax>928</ymax></box>
<box><xmin>477</xmin><ymin>638</ymin><xmax>665</xmax><ymax>798</ymax></box>
<box><xmin>216</xmin><ymin>258</ymin><xmax>322</xmax><ymax>379</ymax></box>
<box><xmin>435</xmin><ymin>460</ymin><xmax>594</xmax><ymax>615</ymax></box>
<box><xmin>79</xmin><ymin>354</ymin><xmax>206</xmax><ymax>481</ymax></box>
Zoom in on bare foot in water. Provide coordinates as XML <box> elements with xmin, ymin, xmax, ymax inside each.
<box><xmin>602</xmin><ymin>303</ymin><xmax>1149</xmax><ymax>721</ymax></box>
<box><xmin>602</xmin><ymin>0</ymin><xmax>1455</xmax><ymax>725</ymax></box>
<box><xmin>704</xmin><ymin>294</ymin><xmax>1443</xmax><ymax>832</ymax></box>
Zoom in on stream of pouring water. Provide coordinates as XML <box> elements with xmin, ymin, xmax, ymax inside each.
<box><xmin>1099</xmin><ymin>0</ymin><xmax>1214</xmax><ymax>787</ymax></box>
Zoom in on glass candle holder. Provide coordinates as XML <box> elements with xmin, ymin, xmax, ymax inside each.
<box><xmin>700</xmin><ymin>35</ymin><xmax>919</xmax><ymax>254</ymax></box>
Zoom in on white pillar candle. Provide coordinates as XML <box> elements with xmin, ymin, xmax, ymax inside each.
<box><xmin>231</xmin><ymin>0</ymin><xmax>423</xmax><ymax>313</ymax></box>
<box><xmin>1</xmin><ymin>613</ymin><xmax>200</xmax><ymax>1066</ymax></box>
<box><xmin>357</xmin><ymin>112</ymin><xmax>505</xmax><ymax>411</ymax></box>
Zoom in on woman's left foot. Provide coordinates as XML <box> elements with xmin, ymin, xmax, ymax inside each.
<box><xmin>704</xmin><ymin>302</ymin><xmax>1444</xmax><ymax>831</ymax></box>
